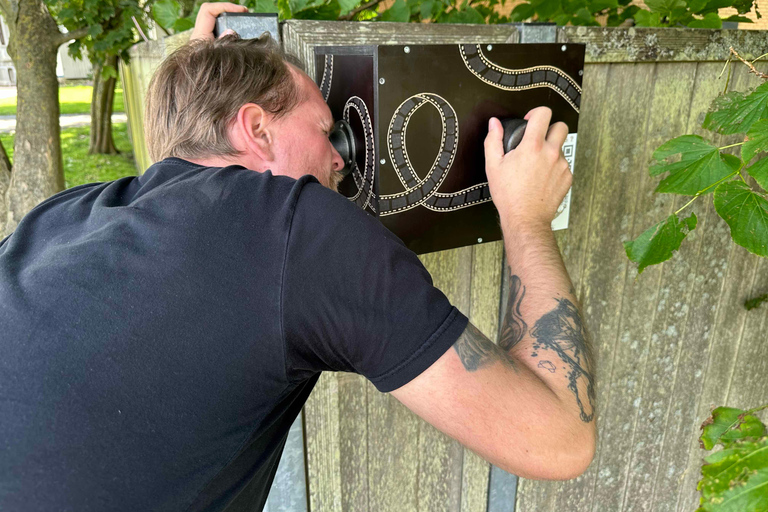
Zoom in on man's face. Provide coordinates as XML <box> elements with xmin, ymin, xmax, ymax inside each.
<box><xmin>268</xmin><ymin>66</ymin><xmax>345</xmax><ymax>191</ymax></box>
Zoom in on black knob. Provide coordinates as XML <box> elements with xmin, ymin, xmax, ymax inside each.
<box><xmin>500</xmin><ymin>118</ymin><xmax>527</xmax><ymax>153</ymax></box>
<box><xmin>328</xmin><ymin>120</ymin><xmax>357</xmax><ymax>178</ymax></box>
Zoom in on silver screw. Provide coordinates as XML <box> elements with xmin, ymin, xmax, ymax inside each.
<box><xmin>486</xmin><ymin>44</ymin><xmax>493</xmax><ymax>51</ymax></box>
<box><xmin>579</xmin><ymin>69</ymin><xmax>583</xmax><ymax>76</ymax></box>
<box><xmin>404</xmin><ymin>46</ymin><xmax>410</xmax><ymax>53</ymax></box>
<box><xmin>379</xmin><ymin>77</ymin><xmax>385</xmax><ymax>85</ymax></box>
<box><xmin>477</xmin><ymin>237</ymin><xmax>483</xmax><ymax>243</ymax></box>
<box><xmin>561</xmin><ymin>45</ymin><xmax>567</xmax><ymax>51</ymax></box>
<box><xmin>380</xmin><ymin>158</ymin><xmax>386</xmax><ymax>165</ymax></box>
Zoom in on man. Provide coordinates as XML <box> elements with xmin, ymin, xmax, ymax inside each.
<box><xmin>0</xmin><ymin>3</ymin><xmax>595</xmax><ymax>510</ymax></box>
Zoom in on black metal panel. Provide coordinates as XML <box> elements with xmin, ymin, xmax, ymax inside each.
<box><xmin>314</xmin><ymin>43</ymin><xmax>585</xmax><ymax>255</ymax></box>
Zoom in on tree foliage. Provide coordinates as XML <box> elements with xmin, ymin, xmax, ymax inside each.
<box><xmin>508</xmin><ymin>0</ymin><xmax>758</xmax><ymax>27</ymax></box>
<box><xmin>150</xmin><ymin>0</ymin><xmax>514</xmax><ymax>28</ymax></box>
<box><xmin>47</xmin><ymin>0</ymin><xmax>148</xmax><ymax>79</ymax></box>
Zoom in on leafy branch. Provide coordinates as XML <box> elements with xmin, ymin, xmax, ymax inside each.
<box><xmin>624</xmin><ymin>54</ymin><xmax>768</xmax><ymax>274</ymax></box>
<box><xmin>508</xmin><ymin>0</ymin><xmax>759</xmax><ymax>28</ymax></box>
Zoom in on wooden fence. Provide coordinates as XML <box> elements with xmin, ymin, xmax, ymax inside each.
<box><xmin>121</xmin><ymin>23</ymin><xmax>768</xmax><ymax>512</ymax></box>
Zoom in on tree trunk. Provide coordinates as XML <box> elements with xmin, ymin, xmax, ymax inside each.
<box><xmin>0</xmin><ymin>1</ymin><xmax>64</xmax><ymax>236</ymax></box>
<box><xmin>89</xmin><ymin>53</ymin><xmax>119</xmax><ymax>155</ymax></box>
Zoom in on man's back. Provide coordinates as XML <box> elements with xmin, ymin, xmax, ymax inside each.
<box><xmin>0</xmin><ymin>158</ymin><xmax>313</xmax><ymax>510</ymax></box>
<box><xmin>0</xmin><ymin>158</ymin><xmax>467</xmax><ymax>511</ymax></box>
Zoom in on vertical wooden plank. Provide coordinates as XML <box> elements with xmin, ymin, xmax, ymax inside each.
<box><xmin>338</xmin><ymin>373</ymin><xmax>371</xmax><ymax>512</ymax></box>
<box><xmin>304</xmin><ymin>372</ymin><xmax>343</xmax><ymax>512</ymax></box>
<box><xmin>647</xmin><ymin>62</ymin><xmax>762</xmax><ymax>512</ymax></box>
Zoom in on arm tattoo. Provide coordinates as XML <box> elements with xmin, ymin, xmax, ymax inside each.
<box><xmin>453</xmin><ymin>322</ymin><xmax>517</xmax><ymax>372</ymax></box>
<box><xmin>530</xmin><ymin>298</ymin><xmax>596</xmax><ymax>423</ymax></box>
<box><xmin>499</xmin><ymin>274</ymin><xmax>527</xmax><ymax>352</ymax></box>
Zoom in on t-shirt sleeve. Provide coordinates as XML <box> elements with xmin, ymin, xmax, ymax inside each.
<box><xmin>281</xmin><ymin>178</ymin><xmax>468</xmax><ymax>393</ymax></box>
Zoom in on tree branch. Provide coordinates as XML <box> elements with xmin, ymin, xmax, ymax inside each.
<box><xmin>730</xmin><ymin>46</ymin><xmax>768</xmax><ymax>80</ymax></box>
<box><xmin>56</xmin><ymin>26</ymin><xmax>90</xmax><ymax>46</ymax></box>
<box><xmin>339</xmin><ymin>0</ymin><xmax>385</xmax><ymax>20</ymax></box>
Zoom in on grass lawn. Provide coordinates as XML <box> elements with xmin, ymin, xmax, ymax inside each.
<box><xmin>0</xmin><ymin>122</ymin><xmax>136</xmax><ymax>189</ymax></box>
<box><xmin>0</xmin><ymin>85</ymin><xmax>125</xmax><ymax>116</ymax></box>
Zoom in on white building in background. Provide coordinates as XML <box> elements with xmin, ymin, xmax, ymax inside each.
<box><xmin>0</xmin><ymin>16</ymin><xmax>91</xmax><ymax>86</ymax></box>
<box><xmin>0</xmin><ymin>17</ymin><xmax>15</xmax><ymax>86</ymax></box>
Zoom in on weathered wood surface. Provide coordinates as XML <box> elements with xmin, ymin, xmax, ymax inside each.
<box><xmin>284</xmin><ymin>21</ymin><xmax>515</xmax><ymax>512</ymax></box>
<box><xmin>517</xmin><ymin>59</ymin><xmax>768</xmax><ymax>512</ymax></box>
<box><xmin>563</xmin><ymin>26</ymin><xmax>768</xmax><ymax>63</ymax></box>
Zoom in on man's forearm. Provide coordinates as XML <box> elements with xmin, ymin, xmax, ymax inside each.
<box><xmin>499</xmin><ymin>221</ymin><xmax>596</xmax><ymax>424</ymax></box>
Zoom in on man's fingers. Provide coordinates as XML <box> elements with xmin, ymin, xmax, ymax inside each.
<box><xmin>190</xmin><ymin>2</ymin><xmax>248</xmax><ymax>41</ymax></box>
<box><xmin>201</xmin><ymin>2</ymin><xmax>248</xmax><ymax>16</ymax></box>
<box><xmin>484</xmin><ymin>117</ymin><xmax>505</xmax><ymax>168</ymax></box>
<box><xmin>546</xmin><ymin>121</ymin><xmax>568</xmax><ymax>149</ymax></box>
<box><xmin>522</xmin><ymin>106</ymin><xmax>552</xmax><ymax>145</ymax></box>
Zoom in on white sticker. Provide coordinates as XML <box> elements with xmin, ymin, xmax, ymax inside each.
<box><xmin>552</xmin><ymin>132</ymin><xmax>577</xmax><ymax>232</ymax></box>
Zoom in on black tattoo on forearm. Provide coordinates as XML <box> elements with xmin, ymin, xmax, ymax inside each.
<box><xmin>499</xmin><ymin>274</ymin><xmax>527</xmax><ymax>352</ymax></box>
<box><xmin>453</xmin><ymin>322</ymin><xmax>517</xmax><ymax>372</ymax></box>
<box><xmin>530</xmin><ymin>298</ymin><xmax>595</xmax><ymax>423</ymax></box>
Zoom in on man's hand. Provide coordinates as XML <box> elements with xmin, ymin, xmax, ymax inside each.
<box><xmin>189</xmin><ymin>2</ymin><xmax>248</xmax><ymax>42</ymax></box>
<box><xmin>485</xmin><ymin>107</ymin><xmax>572</xmax><ymax>230</ymax></box>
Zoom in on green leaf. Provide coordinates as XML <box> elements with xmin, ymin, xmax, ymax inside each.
<box><xmin>88</xmin><ymin>24</ymin><xmax>104</xmax><ymax>37</ymax></box>
<box><xmin>722</xmin><ymin>14</ymin><xmax>753</xmax><ymax>21</ymax></box>
<box><xmin>688</xmin><ymin>0</ymin><xmax>707</xmax><ymax>12</ymax></box>
<box><xmin>700</xmin><ymin>407</ymin><xmax>767</xmax><ymax>450</ymax></box>
<box><xmin>688</xmin><ymin>12</ymin><xmax>723</xmax><ymax>28</ymax></box>
<box><xmin>441</xmin><ymin>5</ymin><xmax>486</xmax><ymax>22</ymax></box>
<box><xmin>698</xmin><ymin>437</ymin><xmax>768</xmax><ymax>512</ymax></box>
<box><xmin>746</xmin><ymin>158</ymin><xmax>768</xmax><ymax>191</ymax></box>
<box><xmin>555</xmin><ymin>12</ymin><xmax>575</xmax><ymax>24</ymax></box>
<box><xmin>651</xmin><ymin>135</ymin><xmax>720</xmax><ymax>169</ymax></box>
<box><xmin>650</xmin><ymin>135</ymin><xmax>742</xmax><ymax>195</ymax></box>
<box><xmin>293</xmin><ymin>0</ymin><xmax>341</xmax><ymax>18</ymax></box>
<box><xmin>644</xmin><ymin>0</ymin><xmax>685</xmax><ymax>15</ymax></box>
<box><xmin>634</xmin><ymin>9</ymin><xmax>662</xmax><ymax>26</ymax></box>
<box><xmin>510</xmin><ymin>2</ymin><xmax>536</xmax><ymax>19</ymax></box>
<box><xmin>714</xmin><ymin>180</ymin><xmax>768</xmax><ymax>257</ymax></box>
<box><xmin>699</xmin><ymin>0</ymin><xmax>736</xmax><ymax>12</ymax></box>
<box><xmin>704</xmin><ymin>82</ymin><xmax>768</xmax><ymax>135</ymax></box>
<box><xmin>588</xmin><ymin>0</ymin><xmax>618</xmax><ymax>11</ymax></box>
<box><xmin>172</xmin><ymin>17</ymin><xmax>194</xmax><ymax>32</ymax></box>
<box><xmin>379</xmin><ymin>0</ymin><xmax>410</xmax><ymax>20</ymax></box>
<box><xmin>533</xmin><ymin>0</ymin><xmax>562</xmax><ymax>18</ymax></box>
<box><xmin>742</xmin><ymin>119</ymin><xmax>768</xmax><ymax>164</ymax></box>
<box><xmin>730</xmin><ymin>0</ymin><xmax>755</xmax><ymax>14</ymax></box>
<box><xmin>151</xmin><ymin>0</ymin><xmax>182</xmax><ymax>30</ymax></box>
<box><xmin>100</xmin><ymin>65</ymin><xmax>118</xmax><ymax>80</ymax></box>
<box><xmin>252</xmin><ymin>0</ymin><xmax>281</xmax><ymax>13</ymax></box>
<box><xmin>420</xmin><ymin>0</ymin><xmax>435</xmax><ymax>18</ymax></box>
<box><xmin>624</xmin><ymin>212</ymin><xmax>697</xmax><ymax>273</ymax></box>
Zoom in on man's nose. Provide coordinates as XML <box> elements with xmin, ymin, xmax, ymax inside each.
<box><xmin>331</xmin><ymin>147</ymin><xmax>345</xmax><ymax>172</ymax></box>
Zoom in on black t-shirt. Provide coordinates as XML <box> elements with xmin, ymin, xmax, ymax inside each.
<box><xmin>0</xmin><ymin>158</ymin><xmax>467</xmax><ymax>511</ymax></box>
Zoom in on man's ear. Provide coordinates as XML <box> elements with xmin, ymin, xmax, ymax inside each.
<box><xmin>233</xmin><ymin>103</ymin><xmax>275</xmax><ymax>162</ymax></box>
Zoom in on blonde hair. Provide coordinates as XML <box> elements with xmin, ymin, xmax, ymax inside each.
<box><xmin>144</xmin><ymin>34</ymin><xmax>301</xmax><ymax>162</ymax></box>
